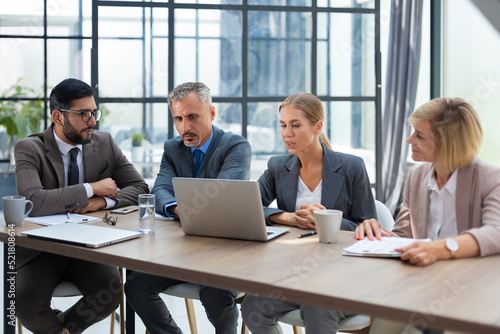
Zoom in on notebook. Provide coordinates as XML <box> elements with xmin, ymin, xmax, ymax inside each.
<box><xmin>21</xmin><ymin>222</ymin><xmax>142</xmax><ymax>248</ymax></box>
<box><xmin>172</xmin><ymin>177</ymin><xmax>289</xmax><ymax>241</ymax></box>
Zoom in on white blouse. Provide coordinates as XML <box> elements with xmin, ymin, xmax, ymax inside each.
<box><xmin>295</xmin><ymin>177</ymin><xmax>322</xmax><ymax>211</ymax></box>
<box><xmin>427</xmin><ymin>167</ymin><xmax>458</xmax><ymax>240</ymax></box>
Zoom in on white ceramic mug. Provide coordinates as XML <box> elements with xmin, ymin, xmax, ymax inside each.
<box><xmin>314</xmin><ymin>209</ymin><xmax>342</xmax><ymax>243</ymax></box>
<box><xmin>2</xmin><ymin>196</ymin><xmax>33</xmax><ymax>226</ymax></box>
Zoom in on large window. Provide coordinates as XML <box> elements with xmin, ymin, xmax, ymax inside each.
<box><xmin>0</xmin><ymin>0</ymin><xmax>381</xmax><ymax>189</ymax></box>
<box><xmin>443</xmin><ymin>0</ymin><xmax>500</xmax><ymax>166</ymax></box>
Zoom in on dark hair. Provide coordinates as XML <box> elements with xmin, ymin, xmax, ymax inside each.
<box><xmin>49</xmin><ymin>78</ymin><xmax>95</xmax><ymax>112</ymax></box>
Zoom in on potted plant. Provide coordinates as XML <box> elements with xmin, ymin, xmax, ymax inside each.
<box><xmin>0</xmin><ymin>79</ymin><xmax>44</xmax><ymax>169</ymax></box>
<box><xmin>0</xmin><ymin>79</ymin><xmax>44</xmax><ymax>206</ymax></box>
<box><xmin>131</xmin><ymin>132</ymin><xmax>145</xmax><ymax>162</ymax></box>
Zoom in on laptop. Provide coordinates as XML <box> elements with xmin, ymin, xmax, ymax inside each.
<box><xmin>21</xmin><ymin>223</ymin><xmax>142</xmax><ymax>248</ymax></box>
<box><xmin>172</xmin><ymin>177</ymin><xmax>289</xmax><ymax>241</ymax></box>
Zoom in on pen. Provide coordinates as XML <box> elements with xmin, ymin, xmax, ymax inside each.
<box><xmin>297</xmin><ymin>231</ymin><xmax>317</xmax><ymax>238</ymax></box>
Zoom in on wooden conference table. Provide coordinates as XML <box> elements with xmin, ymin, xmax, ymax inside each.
<box><xmin>1</xmin><ymin>212</ymin><xmax>499</xmax><ymax>334</ymax></box>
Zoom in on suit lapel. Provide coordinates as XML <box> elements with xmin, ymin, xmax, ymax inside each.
<box><xmin>415</xmin><ymin>173</ymin><xmax>430</xmax><ymax>238</ymax></box>
<box><xmin>281</xmin><ymin>156</ymin><xmax>300</xmax><ymax>212</ymax></box>
<box><xmin>179</xmin><ymin>143</ymin><xmax>195</xmax><ymax>177</ymax></box>
<box><xmin>456</xmin><ymin>162</ymin><xmax>476</xmax><ymax>233</ymax></box>
<box><xmin>321</xmin><ymin>148</ymin><xmax>343</xmax><ymax>209</ymax></box>
<box><xmin>83</xmin><ymin>138</ymin><xmax>98</xmax><ymax>182</ymax></box>
<box><xmin>43</xmin><ymin>125</ymin><xmax>65</xmax><ymax>187</ymax></box>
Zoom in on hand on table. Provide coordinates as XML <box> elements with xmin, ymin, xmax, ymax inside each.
<box><xmin>355</xmin><ymin>218</ymin><xmax>392</xmax><ymax>240</ymax></box>
<box><xmin>395</xmin><ymin>240</ymin><xmax>447</xmax><ymax>267</ymax></box>
<box><xmin>71</xmin><ymin>196</ymin><xmax>106</xmax><ymax>214</ymax></box>
<box><xmin>292</xmin><ymin>203</ymin><xmax>326</xmax><ymax>230</ymax></box>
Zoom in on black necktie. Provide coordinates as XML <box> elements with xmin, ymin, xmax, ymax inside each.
<box><xmin>68</xmin><ymin>148</ymin><xmax>80</xmax><ymax>185</ymax></box>
<box><xmin>193</xmin><ymin>149</ymin><xmax>203</xmax><ymax>177</ymax></box>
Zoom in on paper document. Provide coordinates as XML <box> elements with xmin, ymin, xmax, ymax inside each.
<box><xmin>25</xmin><ymin>214</ymin><xmax>101</xmax><ymax>226</ymax></box>
<box><xmin>343</xmin><ymin>237</ymin><xmax>431</xmax><ymax>257</ymax></box>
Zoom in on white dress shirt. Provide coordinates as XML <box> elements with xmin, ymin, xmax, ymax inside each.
<box><xmin>295</xmin><ymin>177</ymin><xmax>322</xmax><ymax>211</ymax></box>
<box><xmin>427</xmin><ymin>167</ymin><xmax>458</xmax><ymax>240</ymax></box>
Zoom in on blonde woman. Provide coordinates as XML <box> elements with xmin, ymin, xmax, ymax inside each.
<box><xmin>356</xmin><ymin>97</ymin><xmax>500</xmax><ymax>334</ymax></box>
<box><xmin>241</xmin><ymin>92</ymin><xmax>376</xmax><ymax>333</ymax></box>
<box><xmin>356</xmin><ymin>97</ymin><xmax>500</xmax><ymax>264</ymax></box>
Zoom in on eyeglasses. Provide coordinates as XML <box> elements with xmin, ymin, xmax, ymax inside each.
<box><xmin>60</xmin><ymin>108</ymin><xmax>102</xmax><ymax>122</ymax></box>
<box><xmin>103</xmin><ymin>212</ymin><xmax>118</xmax><ymax>226</ymax></box>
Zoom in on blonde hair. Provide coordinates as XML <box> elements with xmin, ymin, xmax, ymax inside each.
<box><xmin>279</xmin><ymin>92</ymin><xmax>332</xmax><ymax>149</ymax></box>
<box><xmin>408</xmin><ymin>97</ymin><xmax>483</xmax><ymax>173</ymax></box>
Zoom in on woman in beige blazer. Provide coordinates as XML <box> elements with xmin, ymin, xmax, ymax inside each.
<box><xmin>356</xmin><ymin>97</ymin><xmax>500</xmax><ymax>265</ymax></box>
<box><xmin>356</xmin><ymin>97</ymin><xmax>500</xmax><ymax>334</ymax></box>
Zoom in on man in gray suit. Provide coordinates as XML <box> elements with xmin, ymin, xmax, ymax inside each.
<box><xmin>14</xmin><ymin>78</ymin><xmax>149</xmax><ymax>334</ymax></box>
<box><xmin>125</xmin><ymin>82</ymin><xmax>251</xmax><ymax>334</ymax></box>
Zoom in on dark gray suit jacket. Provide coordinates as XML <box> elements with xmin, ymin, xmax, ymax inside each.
<box><xmin>151</xmin><ymin>126</ymin><xmax>251</xmax><ymax>214</ymax></box>
<box><xmin>258</xmin><ymin>145</ymin><xmax>377</xmax><ymax>231</ymax></box>
<box><xmin>14</xmin><ymin>123</ymin><xmax>149</xmax><ymax>268</ymax></box>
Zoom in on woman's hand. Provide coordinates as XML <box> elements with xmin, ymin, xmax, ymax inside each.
<box><xmin>355</xmin><ymin>219</ymin><xmax>392</xmax><ymax>240</ymax></box>
<box><xmin>395</xmin><ymin>240</ymin><xmax>447</xmax><ymax>266</ymax></box>
<box><xmin>293</xmin><ymin>203</ymin><xmax>326</xmax><ymax>229</ymax></box>
<box><xmin>395</xmin><ymin>234</ymin><xmax>480</xmax><ymax>266</ymax></box>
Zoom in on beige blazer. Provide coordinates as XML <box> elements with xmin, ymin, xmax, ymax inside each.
<box><xmin>392</xmin><ymin>159</ymin><xmax>500</xmax><ymax>256</ymax></box>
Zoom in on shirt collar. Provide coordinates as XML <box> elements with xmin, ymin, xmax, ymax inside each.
<box><xmin>53</xmin><ymin>129</ymin><xmax>83</xmax><ymax>156</ymax></box>
<box><xmin>190</xmin><ymin>129</ymin><xmax>213</xmax><ymax>155</ymax></box>
<box><xmin>427</xmin><ymin>166</ymin><xmax>458</xmax><ymax>195</ymax></box>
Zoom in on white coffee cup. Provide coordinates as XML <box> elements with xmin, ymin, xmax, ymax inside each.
<box><xmin>3</xmin><ymin>196</ymin><xmax>34</xmax><ymax>226</ymax></box>
<box><xmin>314</xmin><ymin>209</ymin><xmax>342</xmax><ymax>243</ymax></box>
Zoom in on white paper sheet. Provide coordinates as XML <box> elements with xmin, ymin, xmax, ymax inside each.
<box><xmin>343</xmin><ymin>237</ymin><xmax>431</xmax><ymax>257</ymax></box>
<box><xmin>24</xmin><ymin>213</ymin><xmax>101</xmax><ymax>226</ymax></box>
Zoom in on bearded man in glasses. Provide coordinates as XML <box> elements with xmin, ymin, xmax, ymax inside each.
<box><xmin>14</xmin><ymin>78</ymin><xmax>149</xmax><ymax>334</ymax></box>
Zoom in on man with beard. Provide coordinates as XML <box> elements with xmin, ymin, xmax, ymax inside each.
<box><xmin>14</xmin><ymin>78</ymin><xmax>149</xmax><ymax>334</ymax></box>
<box><xmin>125</xmin><ymin>81</ymin><xmax>251</xmax><ymax>334</ymax></box>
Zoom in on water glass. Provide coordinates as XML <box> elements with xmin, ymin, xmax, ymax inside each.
<box><xmin>138</xmin><ymin>194</ymin><xmax>155</xmax><ymax>234</ymax></box>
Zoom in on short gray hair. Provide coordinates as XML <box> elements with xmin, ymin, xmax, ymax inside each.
<box><xmin>167</xmin><ymin>82</ymin><xmax>212</xmax><ymax>110</ymax></box>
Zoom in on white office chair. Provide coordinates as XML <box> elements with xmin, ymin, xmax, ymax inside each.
<box><xmin>374</xmin><ymin>200</ymin><xmax>395</xmax><ymax>231</ymax></box>
<box><xmin>17</xmin><ymin>269</ymin><xmax>125</xmax><ymax>334</ymax></box>
<box><xmin>145</xmin><ymin>283</ymin><xmax>248</xmax><ymax>334</ymax></box>
<box><xmin>278</xmin><ymin>309</ymin><xmax>371</xmax><ymax>334</ymax></box>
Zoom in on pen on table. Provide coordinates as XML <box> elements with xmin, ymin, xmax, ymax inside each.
<box><xmin>297</xmin><ymin>231</ymin><xmax>317</xmax><ymax>238</ymax></box>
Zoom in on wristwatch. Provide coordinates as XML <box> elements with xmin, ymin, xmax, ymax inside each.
<box><xmin>445</xmin><ymin>238</ymin><xmax>459</xmax><ymax>259</ymax></box>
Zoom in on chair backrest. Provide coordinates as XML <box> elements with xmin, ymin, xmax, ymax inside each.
<box><xmin>53</xmin><ymin>281</ymin><xmax>82</xmax><ymax>297</ymax></box>
<box><xmin>374</xmin><ymin>200</ymin><xmax>395</xmax><ymax>231</ymax></box>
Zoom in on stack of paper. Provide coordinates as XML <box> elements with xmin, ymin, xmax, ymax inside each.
<box><xmin>25</xmin><ymin>214</ymin><xmax>101</xmax><ymax>226</ymax></box>
<box><xmin>343</xmin><ymin>237</ymin><xmax>431</xmax><ymax>257</ymax></box>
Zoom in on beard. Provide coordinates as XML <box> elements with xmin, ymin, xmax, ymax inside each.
<box><xmin>62</xmin><ymin>118</ymin><xmax>93</xmax><ymax>145</ymax></box>
<box><xmin>182</xmin><ymin>132</ymin><xmax>201</xmax><ymax>147</ymax></box>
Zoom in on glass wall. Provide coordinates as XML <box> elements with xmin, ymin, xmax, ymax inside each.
<box><xmin>443</xmin><ymin>0</ymin><xmax>500</xmax><ymax>166</ymax></box>
<box><xmin>0</xmin><ymin>0</ymin><xmax>380</xmax><ymax>188</ymax></box>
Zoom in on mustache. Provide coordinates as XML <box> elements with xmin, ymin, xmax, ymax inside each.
<box><xmin>182</xmin><ymin>132</ymin><xmax>198</xmax><ymax>138</ymax></box>
<box><xmin>81</xmin><ymin>127</ymin><xmax>94</xmax><ymax>133</ymax></box>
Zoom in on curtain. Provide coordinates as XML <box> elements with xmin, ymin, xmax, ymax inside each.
<box><xmin>381</xmin><ymin>0</ymin><xmax>423</xmax><ymax>214</ymax></box>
